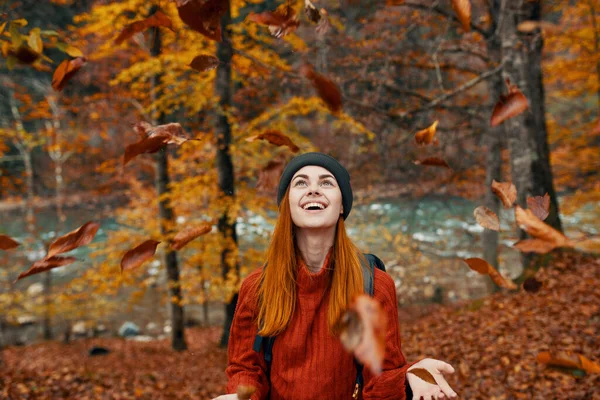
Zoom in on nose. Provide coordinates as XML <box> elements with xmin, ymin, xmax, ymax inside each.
<box><xmin>306</xmin><ymin>181</ymin><xmax>321</xmax><ymax>196</ymax></box>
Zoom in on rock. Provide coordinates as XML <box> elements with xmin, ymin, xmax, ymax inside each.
<box><xmin>88</xmin><ymin>346</ymin><xmax>110</xmax><ymax>356</ymax></box>
<box><xmin>118</xmin><ymin>321</ymin><xmax>140</xmax><ymax>337</ymax></box>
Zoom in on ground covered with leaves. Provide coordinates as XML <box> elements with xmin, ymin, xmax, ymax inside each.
<box><xmin>2</xmin><ymin>252</ymin><xmax>599</xmax><ymax>399</ymax></box>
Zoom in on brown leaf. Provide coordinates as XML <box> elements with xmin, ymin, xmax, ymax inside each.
<box><xmin>522</xmin><ymin>277</ymin><xmax>542</xmax><ymax>293</ymax></box>
<box><xmin>527</xmin><ymin>193</ymin><xmax>550</xmax><ymax>221</ymax></box>
<box><xmin>339</xmin><ymin>294</ymin><xmax>387</xmax><ymax>375</ymax></box>
<box><xmin>133</xmin><ymin>121</ymin><xmax>153</xmax><ymax>139</ymax></box>
<box><xmin>300</xmin><ymin>64</ymin><xmax>342</xmax><ymax>113</ymax></box>
<box><xmin>407</xmin><ymin>368</ymin><xmax>437</xmax><ymax>385</ymax></box>
<box><xmin>463</xmin><ymin>258</ymin><xmax>517</xmax><ymax>290</ymax></box>
<box><xmin>245</xmin><ymin>130</ymin><xmax>299</xmax><ymax>152</ymax></box>
<box><xmin>517</xmin><ymin>20</ymin><xmax>560</xmax><ymax>34</ymax></box>
<box><xmin>236</xmin><ymin>385</ymin><xmax>257</xmax><ymax>400</ymax></box>
<box><xmin>473</xmin><ymin>205</ymin><xmax>500</xmax><ymax>231</ymax></box>
<box><xmin>451</xmin><ymin>0</ymin><xmax>471</xmax><ymax>32</ymax></box>
<box><xmin>171</xmin><ymin>225</ymin><xmax>212</xmax><ymax>250</ymax></box>
<box><xmin>16</xmin><ymin>256</ymin><xmax>77</xmax><ymax>282</ymax></box>
<box><xmin>51</xmin><ymin>57</ymin><xmax>87</xmax><ymax>92</ymax></box>
<box><xmin>0</xmin><ymin>234</ymin><xmax>20</xmax><ymax>250</ymax></box>
<box><xmin>413</xmin><ymin>157</ymin><xmax>451</xmax><ymax>169</ymax></box>
<box><xmin>9</xmin><ymin>44</ymin><xmax>39</xmax><ymax>64</ymax></box>
<box><xmin>491</xmin><ymin>180</ymin><xmax>517</xmax><ymax>208</ymax></box>
<box><xmin>305</xmin><ymin>0</ymin><xmax>320</xmax><ymax>23</ymax></box>
<box><xmin>248</xmin><ymin>5</ymin><xmax>299</xmax><ymax>38</ymax></box>
<box><xmin>177</xmin><ymin>0</ymin><xmax>229</xmax><ymax>42</ymax></box>
<box><xmin>514</xmin><ymin>206</ymin><xmax>572</xmax><ymax>248</ymax></box>
<box><xmin>490</xmin><ymin>79</ymin><xmax>529</xmax><ymax>127</ymax></box>
<box><xmin>114</xmin><ymin>10</ymin><xmax>174</xmax><ymax>45</ymax></box>
<box><xmin>414</xmin><ymin>120</ymin><xmax>439</xmax><ymax>145</ymax></box>
<box><xmin>256</xmin><ymin>158</ymin><xmax>286</xmax><ymax>195</ymax></box>
<box><xmin>537</xmin><ymin>351</ymin><xmax>600</xmax><ymax>374</ymax></box>
<box><xmin>513</xmin><ymin>239</ymin><xmax>557</xmax><ymax>254</ymax></box>
<box><xmin>121</xmin><ymin>240</ymin><xmax>161</xmax><ymax>273</ymax></box>
<box><xmin>123</xmin><ymin>134</ymin><xmax>170</xmax><ymax>165</ymax></box>
<box><xmin>189</xmin><ymin>54</ymin><xmax>220</xmax><ymax>72</ymax></box>
<box><xmin>47</xmin><ymin>221</ymin><xmax>100</xmax><ymax>259</ymax></box>
<box><xmin>125</xmin><ymin>123</ymin><xmax>190</xmax><ymax>165</ymax></box>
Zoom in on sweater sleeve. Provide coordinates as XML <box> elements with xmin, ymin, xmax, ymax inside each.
<box><xmin>225</xmin><ymin>269</ymin><xmax>270</xmax><ymax>400</ymax></box>
<box><xmin>362</xmin><ymin>269</ymin><xmax>420</xmax><ymax>400</ymax></box>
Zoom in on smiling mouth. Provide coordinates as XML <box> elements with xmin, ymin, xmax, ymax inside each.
<box><xmin>301</xmin><ymin>202</ymin><xmax>328</xmax><ymax>211</ymax></box>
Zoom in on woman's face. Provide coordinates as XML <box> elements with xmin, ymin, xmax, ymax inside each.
<box><xmin>288</xmin><ymin>165</ymin><xmax>343</xmax><ymax>230</ymax></box>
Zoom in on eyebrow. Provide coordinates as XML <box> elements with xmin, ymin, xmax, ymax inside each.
<box><xmin>292</xmin><ymin>174</ymin><xmax>335</xmax><ymax>181</ymax></box>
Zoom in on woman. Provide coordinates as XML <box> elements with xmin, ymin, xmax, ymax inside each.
<box><xmin>214</xmin><ymin>152</ymin><xmax>458</xmax><ymax>400</ymax></box>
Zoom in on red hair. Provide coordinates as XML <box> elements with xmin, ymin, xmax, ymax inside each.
<box><xmin>256</xmin><ymin>189</ymin><xmax>366</xmax><ymax>336</ymax></box>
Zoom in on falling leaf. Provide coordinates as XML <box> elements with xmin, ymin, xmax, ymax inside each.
<box><xmin>16</xmin><ymin>256</ymin><xmax>77</xmax><ymax>282</ymax></box>
<box><xmin>123</xmin><ymin>134</ymin><xmax>170</xmax><ymax>165</ymax></box>
<box><xmin>527</xmin><ymin>193</ymin><xmax>550</xmax><ymax>221</ymax></box>
<box><xmin>171</xmin><ymin>224</ymin><xmax>212</xmax><ymax>250</ymax></box>
<box><xmin>339</xmin><ymin>294</ymin><xmax>387</xmax><ymax>375</ymax></box>
<box><xmin>491</xmin><ymin>180</ymin><xmax>517</xmax><ymax>208</ymax></box>
<box><xmin>517</xmin><ymin>20</ymin><xmax>560</xmax><ymax>34</ymax></box>
<box><xmin>407</xmin><ymin>368</ymin><xmax>437</xmax><ymax>385</ymax></box>
<box><xmin>490</xmin><ymin>78</ymin><xmax>529</xmax><ymax>127</ymax></box>
<box><xmin>245</xmin><ymin>130</ymin><xmax>299</xmax><ymax>152</ymax></box>
<box><xmin>256</xmin><ymin>158</ymin><xmax>286</xmax><ymax>195</ymax></box>
<box><xmin>27</xmin><ymin>28</ymin><xmax>42</xmax><ymax>53</ymax></box>
<box><xmin>9</xmin><ymin>45</ymin><xmax>39</xmax><ymax>65</ymax></box>
<box><xmin>133</xmin><ymin>121</ymin><xmax>153</xmax><ymax>139</ymax></box>
<box><xmin>315</xmin><ymin>8</ymin><xmax>331</xmax><ymax>37</ymax></box>
<box><xmin>537</xmin><ymin>351</ymin><xmax>600</xmax><ymax>374</ymax></box>
<box><xmin>64</xmin><ymin>45</ymin><xmax>84</xmax><ymax>57</ymax></box>
<box><xmin>514</xmin><ymin>206</ymin><xmax>572</xmax><ymax>249</ymax></box>
<box><xmin>47</xmin><ymin>221</ymin><xmax>100</xmax><ymax>259</ymax></box>
<box><xmin>176</xmin><ymin>0</ymin><xmax>228</xmax><ymax>42</ymax></box>
<box><xmin>304</xmin><ymin>0</ymin><xmax>320</xmax><ymax>23</ymax></box>
<box><xmin>189</xmin><ymin>54</ymin><xmax>220</xmax><ymax>72</ymax></box>
<box><xmin>125</xmin><ymin>122</ymin><xmax>192</xmax><ymax>165</ymax></box>
<box><xmin>463</xmin><ymin>258</ymin><xmax>517</xmax><ymax>290</ymax></box>
<box><xmin>413</xmin><ymin>157</ymin><xmax>451</xmax><ymax>169</ymax></box>
<box><xmin>474</xmin><ymin>206</ymin><xmax>500</xmax><ymax>231</ymax></box>
<box><xmin>451</xmin><ymin>0</ymin><xmax>471</xmax><ymax>32</ymax></box>
<box><xmin>300</xmin><ymin>64</ymin><xmax>342</xmax><ymax>113</ymax></box>
<box><xmin>248</xmin><ymin>5</ymin><xmax>300</xmax><ymax>38</ymax></box>
<box><xmin>236</xmin><ymin>385</ymin><xmax>257</xmax><ymax>400</ymax></box>
<box><xmin>51</xmin><ymin>57</ymin><xmax>87</xmax><ymax>92</ymax></box>
<box><xmin>414</xmin><ymin>120</ymin><xmax>439</xmax><ymax>145</ymax></box>
<box><xmin>121</xmin><ymin>240</ymin><xmax>161</xmax><ymax>272</ymax></box>
<box><xmin>0</xmin><ymin>234</ymin><xmax>20</xmax><ymax>250</ymax></box>
<box><xmin>513</xmin><ymin>239</ymin><xmax>556</xmax><ymax>254</ymax></box>
<box><xmin>522</xmin><ymin>277</ymin><xmax>542</xmax><ymax>293</ymax></box>
<box><xmin>115</xmin><ymin>10</ymin><xmax>174</xmax><ymax>45</ymax></box>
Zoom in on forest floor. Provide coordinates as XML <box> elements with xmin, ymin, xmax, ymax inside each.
<box><xmin>1</xmin><ymin>251</ymin><xmax>599</xmax><ymax>400</ymax></box>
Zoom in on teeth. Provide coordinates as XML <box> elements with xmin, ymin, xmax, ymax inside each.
<box><xmin>302</xmin><ymin>202</ymin><xmax>325</xmax><ymax>210</ymax></box>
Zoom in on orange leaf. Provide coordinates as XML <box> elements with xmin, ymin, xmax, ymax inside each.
<box><xmin>513</xmin><ymin>239</ymin><xmax>556</xmax><ymax>254</ymax></box>
<box><xmin>463</xmin><ymin>258</ymin><xmax>517</xmax><ymax>289</ymax></box>
<box><xmin>256</xmin><ymin>158</ymin><xmax>286</xmax><ymax>195</ymax></box>
<box><xmin>16</xmin><ymin>256</ymin><xmax>77</xmax><ymax>282</ymax></box>
<box><xmin>236</xmin><ymin>385</ymin><xmax>257</xmax><ymax>400</ymax></box>
<box><xmin>248</xmin><ymin>5</ymin><xmax>299</xmax><ymax>38</ymax></box>
<box><xmin>0</xmin><ymin>234</ymin><xmax>20</xmax><ymax>250</ymax></box>
<box><xmin>51</xmin><ymin>57</ymin><xmax>87</xmax><ymax>92</ymax></box>
<box><xmin>46</xmin><ymin>221</ymin><xmax>100</xmax><ymax>259</ymax></box>
<box><xmin>339</xmin><ymin>294</ymin><xmax>387</xmax><ymax>375</ymax></box>
<box><xmin>514</xmin><ymin>206</ymin><xmax>572</xmax><ymax>248</ymax></box>
<box><xmin>171</xmin><ymin>225</ymin><xmax>212</xmax><ymax>250</ymax></box>
<box><xmin>123</xmin><ymin>135</ymin><xmax>170</xmax><ymax>165</ymax></box>
<box><xmin>189</xmin><ymin>54</ymin><xmax>220</xmax><ymax>72</ymax></box>
<box><xmin>527</xmin><ymin>193</ymin><xmax>550</xmax><ymax>221</ymax></box>
<box><xmin>473</xmin><ymin>205</ymin><xmax>500</xmax><ymax>231</ymax></box>
<box><xmin>407</xmin><ymin>368</ymin><xmax>437</xmax><ymax>385</ymax></box>
<box><xmin>245</xmin><ymin>130</ymin><xmax>299</xmax><ymax>152</ymax></box>
<box><xmin>490</xmin><ymin>79</ymin><xmax>529</xmax><ymax>126</ymax></box>
<box><xmin>114</xmin><ymin>10</ymin><xmax>174</xmax><ymax>45</ymax></box>
<box><xmin>121</xmin><ymin>240</ymin><xmax>160</xmax><ymax>273</ymax></box>
<box><xmin>451</xmin><ymin>0</ymin><xmax>471</xmax><ymax>32</ymax></box>
<box><xmin>125</xmin><ymin>123</ymin><xmax>191</xmax><ymax>165</ymax></box>
<box><xmin>300</xmin><ymin>64</ymin><xmax>342</xmax><ymax>113</ymax></box>
<box><xmin>177</xmin><ymin>0</ymin><xmax>229</xmax><ymax>42</ymax></box>
<box><xmin>414</xmin><ymin>120</ymin><xmax>439</xmax><ymax>145</ymax></box>
<box><xmin>413</xmin><ymin>157</ymin><xmax>451</xmax><ymax>169</ymax></box>
<box><xmin>491</xmin><ymin>180</ymin><xmax>517</xmax><ymax>208</ymax></box>
<box><xmin>537</xmin><ymin>351</ymin><xmax>600</xmax><ymax>374</ymax></box>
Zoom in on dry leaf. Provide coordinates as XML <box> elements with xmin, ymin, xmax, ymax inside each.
<box><xmin>123</xmin><ymin>135</ymin><xmax>170</xmax><ymax>165</ymax></box>
<box><xmin>16</xmin><ymin>256</ymin><xmax>77</xmax><ymax>282</ymax></box>
<box><xmin>491</xmin><ymin>180</ymin><xmax>517</xmax><ymax>208</ymax></box>
<box><xmin>125</xmin><ymin>122</ymin><xmax>191</xmax><ymax>165</ymax></box>
<box><xmin>304</xmin><ymin>0</ymin><xmax>321</xmax><ymax>23</ymax></box>
<box><xmin>121</xmin><ymin>240</ymin><xmax>161</xmax><ymax>272</ymax></box>
<box><xmin>51</xmin><ymin>57</ymin><xmax>87</xmax><ymax>92</ymax></box>
<box><xmin>522</xmin><ymin>277</ymin><xmax>542</xmax><ymax>293</ymax></box>
<box><xmin>189</xmin><ymin>54</ymin><xmax>220</xmax><ymax>72</ymax></box>
<box><xmin>0</xmin><ymin>234</ymin><xmax>20</xmax><ymax>250</ymax></box>
<box><xmin>256</xmin><ymin>158</ymin><xmax>286</xmax><ymax>195</ymax></box>
<box><xmin>463</xmin><ymin>258</ymin><xmax>517</xmax><ymax>290</ymax></box>
<box><xmin>338</xmin><ymin>294</ymin><xmax>387</xmax><ymax>375</ymax></box>
<box><xmin>315</xmin><ymin>9</ymin><xmax>331</xmax><ymax>37</ymax></box>
<box><xmin>474</xmin><ymin>206</ymin><xmax>500</xmax><ymax>231</ymax></box>
<box><xmin>413</xmin><ymin>157</ymin><xmax>451</xmax><ymax>169</ymax></box>
<box><xmin>517</xmin><ymin>20</ymin><xmax>560</xmax><ymax>34</ymax></box>
<box><xmin>527</xmin><ymin>193</ymin><xmax>550</xmax><ymax>221</ymax></box>
<box><xmin>537</xmin><ymin>351</ymin><xmax>600</xmax><ymax>374</ymax></box>
<box><xmin>490</xmin><ymin>78</ymin><xmax>529</xmax><ymax>127</ymax></box>
<box><xmin>9</xmin><ymin>45</ymin><xmax>40</xmax><ymax>65</ymax></box>
<box><xmin>451</xmin><ymin>0</ymin><xmax>471</xmax><ymax>32</ymax></box>
<box><xmin>177</xmin><ymin>0</ymin><xmax>228</xmax><ymax>42</ymax></box>
<box><xmin>171</xmin><ymin>225</ymin><xmax>212</xmax><ymax>250</ymax></box>
<box><xmin>407</xmin><ymin>368</ymin><xmax>437</xmax><ymax>385</ymax></box>
<box><xmin>514</xmin><ymin>206</ymin><xmax>572</xmax><ymax>249</ymax></box>
<box><xmin>513</xmin><ymin>239</ymin><xmax>556</xmax><ymax>254</ymax></box>
<box><xmin>300</xmin><ymin>64</ymin><xmax>342</xmax><ymax>113</ymax></box>
<box><xmin>414</xmin><ymin>120</ymin><xmax>439</xmax><ymax>145</ymax></box>
<box><xmin>236</xmin><ymin>385</ymin><xmax>257</xmax><ymax>400</ymax></box>
<box><xmin>245</xmin><ymin>130</ymin><xmax>299</xmax><ymax>152</ymax></box>
<box><xmin>47</xmin><ymin>221</ymin><xmax>100</xmax><ymax>259</ymax></box>
<box><xmin>248</xmin><ymin>5</ymin><xmax>299</xmax><ymax>38</ymax></box>
<box><xmin>115</xmin><ymin>10</ymin><xmax>175</xmax><ymax>45</ymax></box>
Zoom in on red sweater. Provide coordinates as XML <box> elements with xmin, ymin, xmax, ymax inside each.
<box><xmin>226</xmin><ymin>254</ymin><xmax>417</xmax><ymax>399</ymax></box>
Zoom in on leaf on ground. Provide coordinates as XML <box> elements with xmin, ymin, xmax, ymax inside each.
<box><xmin>491</xmin><ymin>180</ymin><xmax>517</xmax><ymax>208</ymax></box>
<box><xmin>121</xmin><ymin>240</ymin><xmax>161</xmax><ymax>273</ymax></box>
<box><xmin>474</xmin><ymin>206</ymin><xmax>500</xmax><ymax>231</ymax></box>
<box><xmin>300</xmin><ymin>64</ymin><xmax>342</xmax><ymax>113</ymax></box>
<box><xmin>490</xmin><ymin>78</ymin><xmax>529</xmax><ymax>127</ymax></box>
<box><xmin>451</xmin><ymin>0</ymin><xmax>471</xmax><ymax>32</ymax></box>
<box><xmin>189</xmin><ymin>54</ymin><xmax>220</xmax><ymax>72</ymax></box>
<box><xmin>463</xmin><ymin>258</ymin><xmax>517</xmax><ymax>289</ymax></box>
<box><xmin>171</xmin><ymin>225</ymin><xmax>212</xmax><ymax>250</ymax></box>
<box><xmin>16</xmin><ymin>256</ymin><xmax>77</xmax><ymax>282</ymax></box>
<box><xmin>47</xmin><ymin>221</ymin><xmax>100</xmax><ymax>258</ymax></box>
<box><xmin>537</xmin><ymin>351</ymin><xmax>600</xmax><ymax>374</ymax></box>
<box><xmin>527</xmin><ymin>193</ymin><xmax>550</xmax><ymax>221</ymax></box>
<box><xmin>413</xmin><ymin>157</ymin><xmax>451</xmax><ymax>169</ymax></box>
<box><xmin>414</xmin><ymin>120</ymin><xmax>439</xmax><ymax>146</ymax></box>
<box><xmin>115</xmin><ymin>10</ymin><xmax>175</xmax><ymax>45</ymax></box>
<box><xmin>176</xmin><ymin>0</ymin><xmax>228</xmax><ymax>42</ymax></box>
<box><xmin>522</xmin><ymin>277</ymin><xmax>542</xmax><ymax>293</ymax></box>
<box><xmin>245</xmin><ymin>130</ymin><xmax>299</xmax><ymax>152</ymax></box>
<box><xmin>0</xmin><ymin>234</ymin><xmax>20</xmax><ymax>250</ymax></box>
<box><xmin>51</xmin><ymin>57</ymin><xmax>87</xmax><ymax>92</ymax></box>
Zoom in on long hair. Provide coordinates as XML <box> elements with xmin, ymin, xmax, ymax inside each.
<box><xmin>256</xmin><ymin>189</ymin><xmax>365</xmax><ymax>336</ymax></box>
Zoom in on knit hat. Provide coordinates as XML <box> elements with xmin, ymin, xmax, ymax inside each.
<box><xmin>277</xmin><ymin>152</ymin><xmax>353</xmax><ymax>219</ymax></box>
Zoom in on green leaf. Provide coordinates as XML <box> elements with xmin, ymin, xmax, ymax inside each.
<box><xmin>9</xmin><ymin>22</ymin><xmax>23</xmax><ymax>48</ymax></box>
<box><xmin>28</xmin><ymin>28</ymin><xmax>42</xmax><ymax>54</ymax></box>
<box><xmin>6</xmin><ymin>54</ymin><xmax>17</xmax><ymax>70</ymax></box>
<box><xmin>55</xmin><ymin>42</ymin><xmax>67</xmax><ymax>51</ymax></box>
<box><xmin>40</xmin><ymin>30</ymin><xmax>59</xmax><ymax>37</ymax></box>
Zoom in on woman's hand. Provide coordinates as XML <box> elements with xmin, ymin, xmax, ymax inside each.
<box><xmin>407</xmin><ymin>358</ymin><xmax>458</xmax><ymax>399</ymax></box>
<box><xmin>211</xmin><ymin>395</ymin><xmax>238</xmax><ymax>400</ymax></box>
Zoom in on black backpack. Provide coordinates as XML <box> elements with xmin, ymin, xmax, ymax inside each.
<box><xmin>252</xmin><ymin>253</ymin><xmax>386</xmax><ymax>399</ymax></box>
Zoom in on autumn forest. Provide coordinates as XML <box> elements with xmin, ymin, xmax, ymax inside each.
<box><xmin>0</xmin><ymin>0</ymin><xmax>599</xmax><ymax>399</ymax></box>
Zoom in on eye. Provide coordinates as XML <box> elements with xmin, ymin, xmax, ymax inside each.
<box><xmin>293</xmin><ymin>179</ymin><xmax>307</xmax><ymax>186</ymax></box>
<box><xmin>320</xmin><ymin>180</ymin><xmax>334</xmax><ymax>187</ymax></box>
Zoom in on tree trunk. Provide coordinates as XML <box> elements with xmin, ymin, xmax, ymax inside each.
<box><xmin>151</xmin><ymin>13</ymin><xmax>187</xmax><ymax>352</ymax></box>
<box><xmin>215</xmin><ymin>3</ymin><xmax>239</xmax><ymax>348</ymax></box>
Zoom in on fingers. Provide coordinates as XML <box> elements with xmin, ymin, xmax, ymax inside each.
<box><xmin>433</xmin><ymin>360</ymin><xmax>456</xmax><ymax>375</ymax></box>
<box><xmin>431</xmin><ymin>374</ymin><xmax>457</xmax><ymax>398</ymax></box>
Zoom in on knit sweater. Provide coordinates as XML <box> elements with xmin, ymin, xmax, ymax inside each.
<box><xmin>226</xmin><ymin>253</ymin><xmax>417</xmax><ymax>399</ymax></box>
